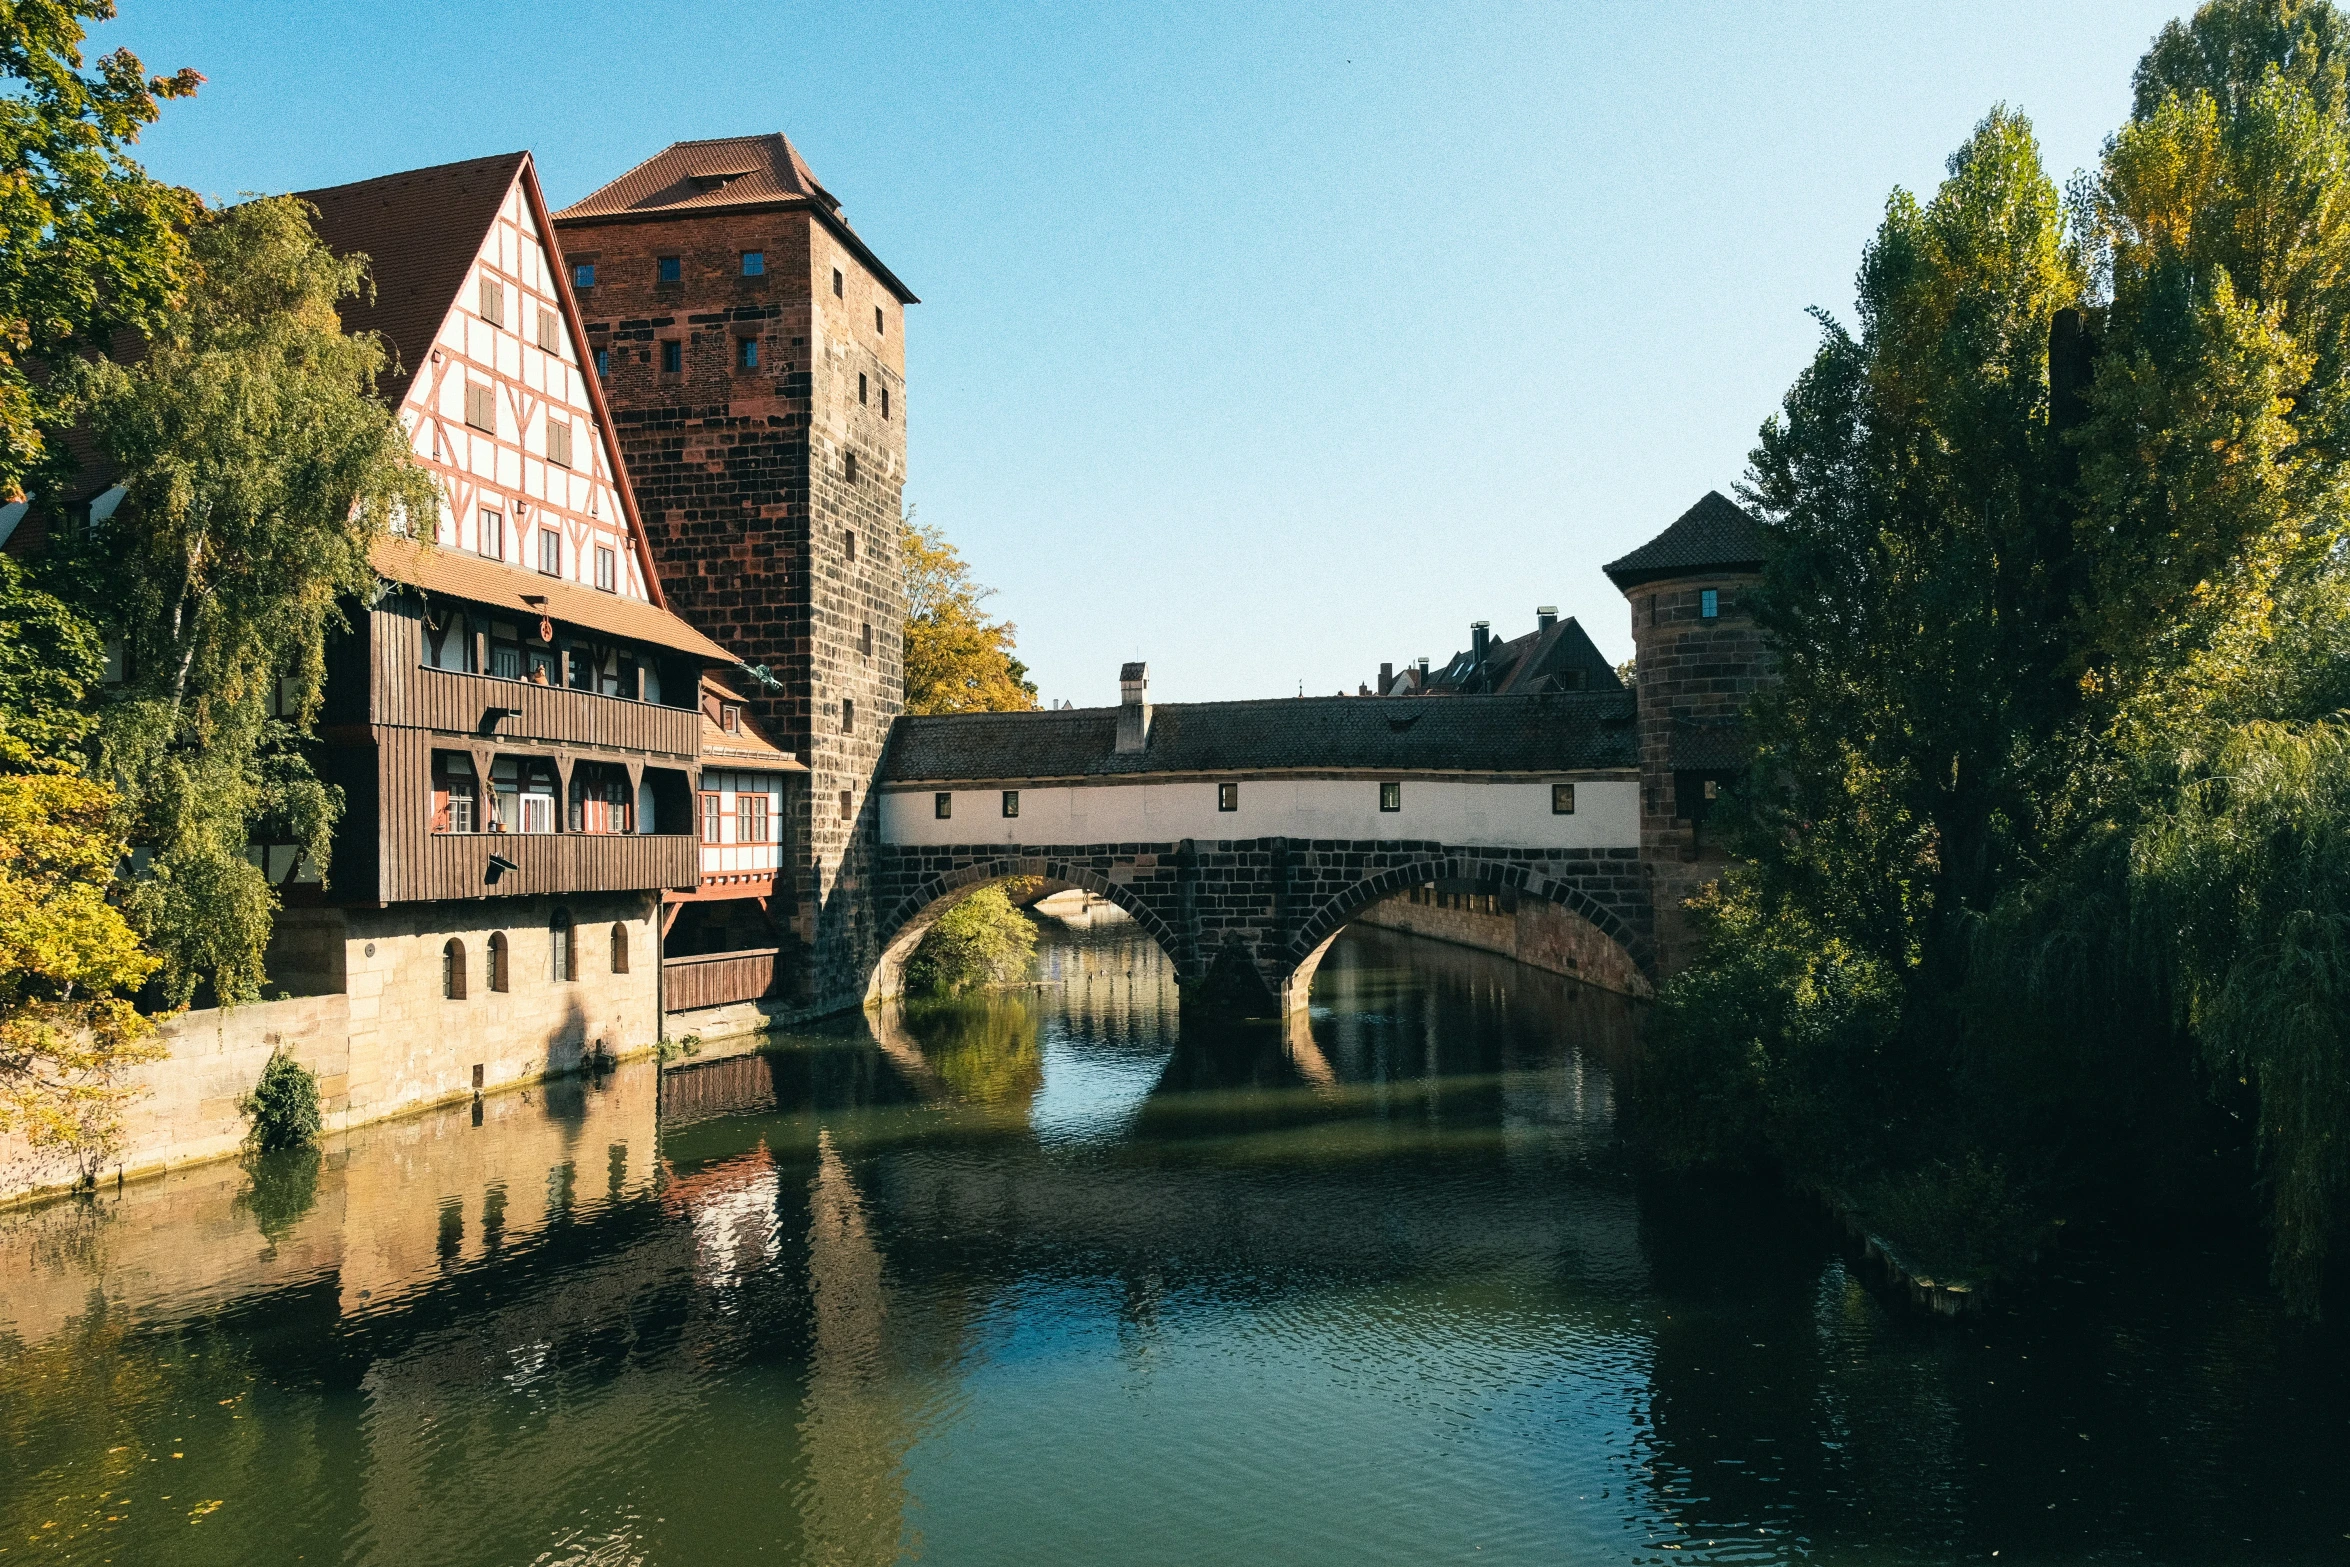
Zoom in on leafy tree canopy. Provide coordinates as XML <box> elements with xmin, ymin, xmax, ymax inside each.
<box><xmin>903</xmin><ymin>514</ymin><xmax>1039</xmax><ymax>716</ymax></box>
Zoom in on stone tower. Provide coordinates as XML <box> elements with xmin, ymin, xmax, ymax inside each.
<box><xmin>1603</xmin><ymin>491</ymin><xmax>1770</xmax><ymax>977</ymax></box>
<box><xmin>553</xmin><ymin>135</ymin><xmax>915</xmax><ymax>1006</ymax></box>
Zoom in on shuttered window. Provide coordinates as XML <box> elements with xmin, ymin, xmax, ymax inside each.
<box><xmin>479</xmin><ymin>277</ymin><xmax>504</xmax><ymax>326</ymax></box>
<box><xmin>465</xmin><ymin>382</ymin><xmax>496</xmax><ymax>432</ymax></box>
<box><xmin>535</xmin><ymin>305</ymin><xmax>560</xmax><ymax>353</ymax></box>
<box><xmin>548</xmin><ymin>419</ymin><xmax>573</xmax><ymax>467</ymax></box>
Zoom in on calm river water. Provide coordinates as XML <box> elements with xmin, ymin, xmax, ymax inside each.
<box><xmin>2</xmin><ymin>917</ymin><xmax>2345</xmax><ymax>1565</ymax></box>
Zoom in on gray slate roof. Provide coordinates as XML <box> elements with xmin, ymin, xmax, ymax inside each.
<box><xmin>1603</xmin><ymin>491</ymin><xmax>1767</xmax><ymax>590</ymax></box>
<box><xmin>884</xmin><ymin>691</ymin><xmax>1637</xmax><ymax>783</ymax></box>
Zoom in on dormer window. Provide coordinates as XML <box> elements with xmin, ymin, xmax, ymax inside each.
<box><xmin>721</xmin><ymin>703</ymin><xmax>741</xmax><ymax>734</ymax></box>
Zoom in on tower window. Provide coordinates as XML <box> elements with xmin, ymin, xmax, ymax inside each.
<box><xmin>657</xmin><ymin>255</ymin><xmax>682</xmax><ymax>284</ymax></box>
<box><xmin>860</xmin><ymin>622</ymin><xmax>872</xmax><ymax>657</ymax></box>
<box><xmin>859</xmin><ymin>372</ymin><xmax>868</xmax><ymax>404</ymax></box>
<box><xmin>1552</xmin><ymin>783</ymin><xmax>1576</xmax><ymax>815</ymax></box>
<box><xmin>741</xmin><ymin>250</ymin><xmax>765</xmax><ymax>276</ymax></box>
<box><xmin>934</xmin><ymin>792</ymin><xmax>952</xmax><ymax>819</ymax></box>
<box><xmin>595</xmin><ymin>545</ymin><xmax>617</xmax><ymax>593</ymax></box>
<box><xmin>874</xmin><ymin>306</ymin><xmax>884</xmax><ymax>334</ymax></box>
<box><xmin>1001</xmin><ymin>790</ymin><xmax>1019</xmax><ymax>819</ymax></box>
<box><xmin>573</xmin><ymin>262</ymin><xmax>596</xmax><ymax>288</ymax></box>
<box><xmin>1700</xmin><ymin>588</ymin><xmax>1720</xmax><ymax>620</ymax></box>
<box><xmin>1379</xmin><ymin>781</ymin><xmax>1402</xmax><ymax>812</ymax></box>
<box><xmin>661</xmin><ymin>340</ymin><xmax>681</xmax><ymax>373</ymax></box>
<box><xmin>845</xmin><ymin>529</ymin><xmax>857</xmax><ymax>562</ymax></box>
<box><xmin>839</xmin><ymin>789</ymin><xmax>853</xmax><ymax>820</ymax></box>
<box><xmin>832</xmin><ymin>267</ymin><xmax>843</xmax><ymax>297</ymax></box>
<box><xmin>881</xmin><ymin>386</ymin><xmax>890</xmax><ymax>420</ymax></box>
<box><xmin>842</xmin><ymin>697</ymin><xmax>854</xmax><ymax>732</ymax></box>
<box><xmin>737</xmin><ymin>337</ymin><xmax>758</xmax><ymax>370</ymax></box>
<box><xmin>844</xmin><ymin>451</ymin><xmax>858</xmax><ymax>483</ymax></box>
<box><xmin>594</xmin><ymin>347</ymin><xmax>610</xmax><ymax>378</ymax></box>
<box><xmin>1218</xmin><ymin>782</ymin><xmax>1239</xmax><ymax>812</ymax></box>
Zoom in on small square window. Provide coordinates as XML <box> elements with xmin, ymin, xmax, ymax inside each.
<box><xmin>661</xmin><ymin>340</ymin><xmax>681</xmax><ymax>373</ymax></box>
<box><xmin>538</xmin><ymin>529</ymin><xmax>560</xmax><ymax>576</ymax></box>
<box><xmin>1218</xmin><ymin>782</ymin><xmax>1239</xmax><ymax>812</ymax></box>
<box><xmin>881</xmin><ymin>385</ymin><xmax>890</xmax><ymax>420</ymax></box>
<box><xmin>839</xmin><ymin>788</ymin><xmax>853</xmax><ymax>820</ymax></box>
<box><xmin>657</xmin><ymin>255</ymin><xmax>682</xmax><ymax>284</ymax></box>
<box><xmin>741</xmin><ymin>250</ymin><xmax>765</xmax><ymax>276</ymax></box>
<box><xmin>1001</xmin><ymin>789</ymin><xmax>1020</xmax><ymax>819</ymax></box>
<box><xmin>1552</xmin><ymin>782</ymin><xmax>1576</xmax><ymax>815</ymax></box>
<box><xmin>594</xmin><ymin>347</ymin><xmax>610</xmax><ymax>378</ymax></box>
<box><xmin>573</xmin><ymin>262</ymin><xmax>596</xmax><ymax>288</ymax></box>
<box><xmin>859</xmin><ymin>372</ymin><xmax>868</xmax><ymax>405</ymax></box>
<box><xmin>832</xmin><ymin>267</ymin><xmax>844</xmax><ymax>297</ymax></box>
<box><xmin>934</xmin><ymin>792</ymin><xmax>952</xmax><ymax>819</ymax></box>
<box><xmin>595</xmin><ymin>545</ymin><xmax>617</xmax><ymax>593</ymax></box>
<box><xmin>1379</xmin><ymin>780</ymin><xmax>1401</xmax><ymax>812</ymax></box>
<box><xmin>1700</xmin><ymin>588</ymin><xmax>1720</xmax><ymax>620</ymax></box>
<box><xmin>738</xmin><ymin>337</ymin><xmax>758</xmax><ymax>370</ymax></box>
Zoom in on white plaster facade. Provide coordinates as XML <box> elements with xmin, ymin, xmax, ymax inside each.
<box><xmin>878</xmin><ymin>774</ymin><xmax>1640</xmax><ymax>850</ymax></box>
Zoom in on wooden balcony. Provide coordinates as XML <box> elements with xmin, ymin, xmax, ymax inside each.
<box><xmin>391</xmin><ymin>664</ymin><xmax>701</xmax><ymax>759</ymax></box>
<box><xmin>663</xmin><ymin>947</ymin><xmax>782</xmax><ymax>1012</ymax></box>
<box><xmin>395</xmin><ymin>830</ymin><xmax>699</xmax><ymax>903</ymax></box>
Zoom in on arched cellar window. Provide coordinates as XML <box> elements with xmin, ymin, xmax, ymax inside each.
<box><xmin>611</xmin><ymin>922</ymin><xmax>630</xmax><ymax>974</ymax></box>
<box><xmin>551</xmin><ymin>909</ymin><xmax>575</xmax><ymax>983</ymax></box>
<box><xmin>443</xmin><ymin>938</ymin><xmax>467</xmax><ymax>1000</ymax></box>
<box><xmin>489</xmin><ymin>931</ymin><xmax>510</xmax><ymax>993</ymax></box>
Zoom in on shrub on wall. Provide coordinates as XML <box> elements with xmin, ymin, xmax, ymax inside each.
<box><xmin>240</xmin><ymin>1048</ymin><xmax>321</xmax><ymax>1152</ymax></box>
<box><xmin>905</xmin><ymin>886</ymin><xmax>1038</xmax><ymax>996</ymax></box>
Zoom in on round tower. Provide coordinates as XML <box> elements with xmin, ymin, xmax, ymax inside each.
<box><xmin>1602</xmin><ymin>491</ymin><xmax>1770</xmax><ymax>978</ymax></box>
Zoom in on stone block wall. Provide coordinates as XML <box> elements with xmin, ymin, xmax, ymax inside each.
<box><xmin>1353</xmin><ymin>887</ymin><xmax>1650</xmax><ymax>996</ymax></box>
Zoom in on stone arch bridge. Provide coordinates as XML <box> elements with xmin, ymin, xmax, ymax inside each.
<box><xmin>868</xmin><ymin>672</ymin><xmax>1654</xmax><ymax>1013</ymax></box>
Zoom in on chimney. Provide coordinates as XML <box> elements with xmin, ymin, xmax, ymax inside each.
<box><xmin>1537</xmin><ymin>605</ymin><xmax>1558</xmax><ymax>633</ymax></box>
<box><xmin>1470</xmin><ymin>621</ymin><xmax>1491</xmax><ymax>689</ymax></box>
<box><xmin>1379</xmin><ymin>661</ymin><xmax>1394</xmax><ymax>695</ymax></box>
<box><xmin>1116</xmin><ymin>661</ymin><xmax>1152</xmax><ymax>752</ymax></box>
<box><xmin>1417</xmin><ymin>656</ymin><xmax>1431</xmax><ymax>683</ymax></box>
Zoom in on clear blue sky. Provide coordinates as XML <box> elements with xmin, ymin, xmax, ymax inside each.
<box><xmin>116</xmin><ymin>0</ymin><xmax>2184</xmax><ymax>705</ymax></box>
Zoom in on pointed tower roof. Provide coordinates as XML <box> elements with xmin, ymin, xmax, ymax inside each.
<box><xmin>1602</xmin><ymin>491</ymin><xmax>1767</xmax><ymax>591</ymax></box>
<box><xmin>551</xmin><ymin>133</ymin><xmax>917</xmax><ymax>304</ymax></box>
<box><xmin>298</xmin><ymin>152</ymin><xmax>530</xmax><ymax>411</ymax></box>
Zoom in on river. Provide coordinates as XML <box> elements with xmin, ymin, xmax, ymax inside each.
<box><xmin>0</xmin><ymin>916</ymin><xmax>2343</xmax><ymax>1565</ymax></box>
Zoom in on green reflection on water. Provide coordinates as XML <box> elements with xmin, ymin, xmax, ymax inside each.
<box><xmin>0</xmin><ymin>919</ymin><xmax>2346</xmax><ymax>1566</ymax></box>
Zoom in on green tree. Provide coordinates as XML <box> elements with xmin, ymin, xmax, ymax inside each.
<box><xmin>905</xmin><ymin>884</ymin><xmax>1039</xmax><ymax>996</ymax></box>
<box><xmin>0</xmin><ymin>1</ymin><xmax>199</xmax><ymax>500</ymax></box>
<box><xmin>902</xmin><ymin>515</ymin><xmax>1039</xmax><ymax>715</ymax></box>
<box><xmin>63</xmin><ymin>195</ymin><xmax>437</xmax><ymax>1007</ymax></box>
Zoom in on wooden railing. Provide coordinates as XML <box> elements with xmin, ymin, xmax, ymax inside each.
<box><xmin>404</xmin><ymin>830</ymin><xmax>699</xmax><ymax>902</ymax></box>
<box><xmin>393</xmin><ymin>663</ymin><xmax>701</xmax><ymax>758</ymax></box>
<box><xmin>663</xmin><ymin>946</ymin><xmax>782</xmax><ymax>1012</ymax></box>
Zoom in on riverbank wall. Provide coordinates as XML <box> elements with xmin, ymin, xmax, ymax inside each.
<box><xmin>1351</xmin><ymin>887</ymin><xmax>1652</xmax><ymax>998</ymax></box>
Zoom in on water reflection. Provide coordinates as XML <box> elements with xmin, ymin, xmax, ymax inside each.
<box><xmin>0</xmin><ymin>921</ymin><xmax>2345</xmax><ymax>1566</ymax></box>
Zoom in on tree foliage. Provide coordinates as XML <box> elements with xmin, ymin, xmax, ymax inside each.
<box><xmin>61</xmin><ymin>195</ymin><xmax>436</xmax><ymax>1007</ymax></box>
<box><xmin>905</xmin><ymin>884</ymin><xmax>1039</xmax><ymax>997</ymax></box>
<box><xmin>902</xmin><ymin>515</ymin><xmax>1039</xmax><ymax>715</ymax></box>
<box><xmin>0</xmin><ymin>0</ymin><xmax>198</xmax><ymax>500</ymax></box>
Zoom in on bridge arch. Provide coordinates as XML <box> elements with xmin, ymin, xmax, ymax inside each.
<box><xmin>867</xmin><ymin>856</ymin><xmax>1185</xmax><ymax>1004</ymax></box>
<box><xmin>1276</xmin><ymin>854</ymin><xmax>1652</xmax><ymax>1012</ymax></box>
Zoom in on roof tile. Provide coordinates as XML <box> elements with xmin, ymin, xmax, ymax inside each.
<box><xmin>1603</xmin><ymin>491</ymin><xmax>1766</xmax><ymax>589</ymax></box>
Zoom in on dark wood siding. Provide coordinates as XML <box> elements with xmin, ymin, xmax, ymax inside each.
<box><xmin>662</xmin><ymin>947</ymin><xmax>781</xmax><ymax>1011</ymax></box>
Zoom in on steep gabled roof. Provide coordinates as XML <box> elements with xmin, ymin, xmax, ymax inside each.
<box><xmin>883</xmin><ymin>691</ymin><xmax>1638</xmax><ymax>785</ymax></box>
<box><xmin>551</xmin><ymin>133</ymin><xmax>918</xmax><ymax>304</ymax></box>
<box><xmin>373</xmin><ymin>537</ymin><xmax>733</xmax><ymax>662</ymax></box>
<box><xmin>1602</xmin><ymin>491</ymin><xmax>1767</xmax><ymax>591</ymax></box>
<box><xmin>297</xmin><ymin>153</ymin><xmax>529</xmax><ymax>411</ymax></box>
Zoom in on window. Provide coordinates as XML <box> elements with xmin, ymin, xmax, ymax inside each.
<box><xmin>1218</xmin><ymin>782</ymin><xmax>1239</xmax><ymax>812</ymax></box>
<box><xmin>465</xmin><ymin>381</ymin><xmax>496</xmax><ymax>432</ymax></box>
<box><xmin>738</xmin><ymin>791</ymin><xmax>769</xmax><ymax>843</ymax></box>
<box><xmin>443</xmin><ymin>939</ymin><xmax>467</xmax><ymax>1000</ymax></box>
<box><xmin>594</xmin><ymin>347</ymin><xmax>610</xmax><ymax>379</ymax></box>
<box><xmin>721</xmin><ymin>703</ymin><xmax>740</xmax><ymax>733</ymax></box>
<box><xmin>595</xmin><ymin>545</ymin><xmax>617</xmax><ymax>593</ymax></box>
<box><xmin>875</xmin><ymin>306</ymin><xmax>884</xmax><ymax>334</ymax></box>
<box><xmin>492</xmin><ymin>756</ymin><xmax>557</xmax><ymax>833</ymax></box>
<box><xmin>1552</xmin><ymin>782</ymin><xmax>1577</xmax><ymax>815</ymax></box>
<box><xmin>700</xmin><ymin>790</ymin><xmax>723</xmax><ymax>843</ymax></box>
<box><xmin>535</xmin><ymin>305</ymin><xmax>560</xmax><ymax>354</ymax></box>
<box><xmin>479</xmin><ymin>277</ymin><xmax>504</xmax><ymax>326</ymax></box>
<box><xmin>934</xmin><ymin>792</ymin><xmax>952</xmax><ymax>819</ymax></box>
<box><xmin>488</xmin><ymin>932</ymin><xmax>510</xmax><ymax>993</ymax></box>
<box><xmin>432</xmin><ymin>752</ymin><xmax>477</xmax><ymax>833</ymax></box>
<box><xmin>1379</xmin><ymin>781</ymin><xmax>1402</xmax><ymax>812</ymax></box>
<box><xmin>845</xmin><ymin>529</ymin><xmax>857</xmax><ymax>562</ymax></box>
<box><xmin>550</xmin><ymin>910</ymin><xmax>575</xmax><ymax>982</ymax></box>
<box><xmin>661</xmin><ymin>340</ymin><xmax>682</xmax><ymax>373</ymax></box>
<box><xmin>741</xmin><ymin>250</ymin><xmax>764</xmax><ymax>276</ymax></box>
<box><xmin>538</xmin><ymin>529</ymin><xmax>561</xmax><ymax>576</ymax></box>
<box><xmin>881</xmin><ymin>385</ymin><xmax>890</xmax><ymax>420</ymax></box>
<box><xmin>859</xmin><ymin>372</ymin><xmax>868</xmax><ymax>404</ymax></box>
<box><xmin>737</xmin><ymin>337</ymin><xmax>758</xmax><ymax>370</ymax></box>
<box><xmin>1001</xmin><ymin>789</ymin><xmax>1020</xmax><ymax>819</ymax></box>
<box><xmin>611</xmin><ymin>923</ymin><xmax>630</xmax><ymax>973</ymax></box>
<box><xmin>842</xmin><ymin>697</ymin><xmax>854</xmax><ymax>732</ymax></box>
<box><xmin>844</xmin><ymin>451</ymin><xmax>858</xmax><ymax>483</ymax></box>
<box><xmin>570</xmin><ymin>763</ymin><xmax>633</xmax><ymax>834</ymax></box>
<box><xmin>839</xmin><ymin>788</ymin><xmax>853</xmax><ymax>820</ymax></box>
<box><xmin>478</xmin><ymin>508</ymin><xmax>504</xmax><ymax>561</ymax></box>
<box><xmin>548</xmin><ymin>419</ymin><xmax>574</xmax><ymax>467</ymax></box>
<box><xmin>1700</xmin><ymin>588</ymin><xmax>1720</xmax><ymax>620</ymax></box>
<box><xmin>832</xmin><ymin>267</ymin><xmax>843</xmax><ymax>297</ymax></box>
<box><xmin>860</xmin><ymin>622</ymin><xmax>873</xmax><ymax>657</ymax></box>
<box><xmin>573</xmin><ymin>262</ymin><xmax>596</xmax><ymax>289</ymax></box>
<box><xmin>657</xmin><ymin>255</ymin><xmax>682</xmax><ymax>284</ymax></box>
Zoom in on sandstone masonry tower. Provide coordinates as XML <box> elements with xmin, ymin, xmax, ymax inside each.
<box><xmin>1603</xmin><ymin>492</ymin><xmax>1770</xmax><ymax>976</ymax></box>
<box><xmin>553</xmin><ymin>136</ymin><xmax>915</xmax><ymax>1005</ymax></box>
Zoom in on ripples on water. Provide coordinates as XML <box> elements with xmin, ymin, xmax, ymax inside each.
<box><xmin>1</xmin><ymin>915</ymin><xmax>2345</xmax><ymax>1565</ymax></box>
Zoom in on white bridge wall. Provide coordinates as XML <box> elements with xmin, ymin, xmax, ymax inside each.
<box><xmin>879</xmin><ymin>776</ymin><xmax>1639</xmax><ymax>851</ymax></box>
